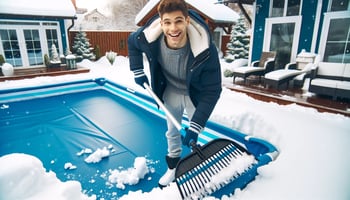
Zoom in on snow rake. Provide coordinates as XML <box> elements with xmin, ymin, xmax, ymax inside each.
<box><xmin>144</xmin><ymin>83</ymin><xmax>278</xmax><ymax>199</ymax></box>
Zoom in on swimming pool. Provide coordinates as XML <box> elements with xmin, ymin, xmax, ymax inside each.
<box><xmin>0</xmin><ymin>78</ymin><xmax>278</xmax><ymax>199</ymax></box>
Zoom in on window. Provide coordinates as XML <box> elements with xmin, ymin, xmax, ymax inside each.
<box><xmin>24</xmin><ymin>29</ymin><xmax>43</xmax><ymax>66</ymax></box>
<box><xmin>42</xmin><ymin>22</ymin><xmax>58</xmax><ymax>26</ymax></box>
<box><xmin>330</xmin><ymin>0</ymin><xmax>350</xmax><ymax>11</ymax></box>
<box><xmin>323</xmin><ymin>17</ymin><xmax>350</xmax><ymax>63</ymax></box>
<box><xmin>287</xmin><ymin>0</ymin><xmax>301</xmax><ymax>16</ymax></box>
<box><xmin>46</xmin><ymin>29</ymin><xmax>59</xmax><ymax>55</ymax></box>
<box><xmin>271</xmin><ymin>0</ymin><xmax>284</xmax><ymax>17</ymax></box>
<box><xmin>271</xmin><ymin>0</ymin><xmax>301</xmax><ymax>17</ymax></box>
<box><xmin>319</xmin><ymin>2</ymin><xmax>350</xmax><ymax>63</ymax></box>
<box><xmin>0</xmin><ymin>29</ymin><xmax>22</xmax><ymax>67</ymax></box>
<box><xmin>270</xmin><ymin>23</ymin><xmax>295</xmax><ymax>68</ymax></box>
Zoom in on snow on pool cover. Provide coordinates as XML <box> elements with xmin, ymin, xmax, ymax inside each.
<box><xmin>0</xmin><ymin>78</ymin><xmax>278</xmax><ymax>199</ymax></box>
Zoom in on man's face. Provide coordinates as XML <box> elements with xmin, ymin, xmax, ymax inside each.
<box><xmin>160</xmin><ymin>10</ymin><xmax>189</xmax><ymax>49</ymax></box>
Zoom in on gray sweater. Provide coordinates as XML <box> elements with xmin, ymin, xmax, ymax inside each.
<box><xmin>158</xmin><ymin>35</ymin><xmax>190</xmax><ymax>94</ymax></box>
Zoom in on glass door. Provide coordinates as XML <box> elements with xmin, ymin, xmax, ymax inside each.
<box><xmin>264</xmin><ymin>16</ymin><xmax>302</xmax><ymax>69</ymax></box>
<box><xmin>0</xmin><ymin>29</ymin><xmax>23</xmax><ymax>67</ymax></box>
<box><xmin>269</xmin><ymin>22</ymin><xmax>295</xmax><ymax>68</ymax></box>
<box><xmin>24</xmin><ymin>29</ymin><xmax>43</xmax><ymax>66</ymax></box>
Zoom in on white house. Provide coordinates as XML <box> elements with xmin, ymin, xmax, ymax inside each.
<box><xmin>0</xmin><ymin>0</ymin><xmax>76</xmax><ymax>68</ymax></box>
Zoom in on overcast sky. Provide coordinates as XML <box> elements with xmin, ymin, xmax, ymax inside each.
<box><xmin>76</xmin><ymin>0</ymin><xmax>109</xmax><ymax>12</ymax></box>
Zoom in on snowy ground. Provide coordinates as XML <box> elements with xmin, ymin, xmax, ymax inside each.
<box><xmin>1</xmin><ymin>56</ymin><xmax>350</xmax><ymax>200</ymax></box>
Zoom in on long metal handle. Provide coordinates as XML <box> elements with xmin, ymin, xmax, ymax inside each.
<box><xmin>143</xmin><ymin>82</ymin><xmax>182</xmax><ymax>131</ymax></box>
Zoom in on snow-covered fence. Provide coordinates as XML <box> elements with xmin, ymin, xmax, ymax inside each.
<box><xmin>68</xmin><ymin>31</ymin><xmax>132</xmax><ymax>57</ymax></box>
<box><xmin>69</xmin><ymin>31</ymin><xmax>233</xmax><ymax>59</ymax></box>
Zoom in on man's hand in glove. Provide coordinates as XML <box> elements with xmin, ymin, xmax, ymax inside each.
<box><xmin>133</xmin><ymin>69</ymin><xmax>149</xmax><ymax>88</ymax></box>
<box><xmin>182</xmin><ymin>122</ymin><xmax>202</xmax><ymax>147</ymax></box>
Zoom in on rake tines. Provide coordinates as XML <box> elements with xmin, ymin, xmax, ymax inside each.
<box><xmin>143</xmin><ymin>83</ymin><xmax>273</xmax><ymax>198</ymax></box>
<box><xmin>175</xmin><ymin>139</ymin><xmax>258</xmax><ymax>199</ymax></box>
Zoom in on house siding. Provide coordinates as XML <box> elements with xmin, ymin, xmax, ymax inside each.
<box><xmin>315</xmin><ymin>0</ymin><xmax>329</xmax><ymax>52</ymax></box>
<box><xmin>252</xmin><ymin>0</ymin><xmax>271</xmax><ymax>62</ymax></box>
<box><xmin>298</xmin><ymin>0</ymin><xmax>319</xmax><ymax>53</ymax></box>
<box><xmin>59</xmin><ymin>19</ymin><xmax>70</xmax><ymax>52</ymax></box>
<box><xmin>250</xmin><ymin>0</ymin><xmax>346</xmax><ymax>64</ymax></box>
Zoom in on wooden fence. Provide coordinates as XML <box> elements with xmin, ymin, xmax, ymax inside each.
<box><xmin>69</xmin><ymin>31</ymin><xmax>132</xmax><ymax>58</ymax></box>
<box><xmin>69</xmin><ymin>30</ymin><xmax>231</xmax><ymax>58</ymax></box>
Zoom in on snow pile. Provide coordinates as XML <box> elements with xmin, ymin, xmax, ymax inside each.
<box><xmin>208</xmin><ymin>152</ymin><xmax>257</xmax><ymax>192</ymax></box>
<box><xmin>76</xmin><ymin>148</ymin><xmax>93</xmax><ymax>156</ymax></box>
<box><xmin>84</xmin><ymin>147</ymin><xmax>110</xmax><ymax>163</ymax></box>
<box><xmin>0</xmin><ymin>153</ymin><xmax>96</xmax><ymax>200</ymax></box>
<box><xmin>64</xmin><ymin>162</ymin><xmax>77</xmax><ymax>170</ymax></box>
<box><xmin>0</xmin><ymin>56</ymin><xmax>349</xmax><ymax>200</ymax></box>
<box><xmin>108</xmin><ymin>157</ymin><xmax>150</xmax><ymax>190</ymax></box>
<box><xmin>119</xmin><ymin>182</ymin><xmax>182</xmax><ymax>200</ymax></box>
<box><xmin>117</xmin><ymin>152</ymin><xmax>258</xmax><ymax>200</ymax></box>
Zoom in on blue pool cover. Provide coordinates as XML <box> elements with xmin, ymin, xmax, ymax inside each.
<box><xmin>0</xmin><ymin>78</ymin><xmax>278</xmax><ymax>199</ymax></box>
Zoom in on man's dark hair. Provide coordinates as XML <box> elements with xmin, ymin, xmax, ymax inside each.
<box><xmin>157</xmin><ymin>0</ymin><xmax>189</xmax><ymax>18</ymax></box>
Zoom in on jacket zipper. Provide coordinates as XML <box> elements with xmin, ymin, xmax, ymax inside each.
<box><xmin>189</xmin><ymin>50</ymin><xmax>210</xmax><ymax>73</ymax></box>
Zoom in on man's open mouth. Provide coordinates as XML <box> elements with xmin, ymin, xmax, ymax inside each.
<box><xmin>169</xmin><ymin>32</ymin><xmax>181</xmax><ymax>38</ymax></box>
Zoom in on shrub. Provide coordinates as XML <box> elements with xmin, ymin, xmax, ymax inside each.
<box><xmin>0</xmin><ymin>54</ymin><xmax>5</xmax><ymax>65</ymax></box>
<box><xmin>223</xmin><ymin>69</ymin><xmax>234</xmax><ymax>77</ymax></box>
<box><xmin>106</xmin><ymin>51</ymin><xmax>117</xmax><ymax>65</ymax></box>
<box><xmin>44</xmin><ymin>54</ymin><xmax>50</xmax><ymax>67</ymax></box>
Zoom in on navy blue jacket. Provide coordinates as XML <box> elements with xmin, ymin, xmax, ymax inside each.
<box><xmin>128</xmin><ymin>10</ymin><xmax>222</xmax><ymax>128</ymax></box>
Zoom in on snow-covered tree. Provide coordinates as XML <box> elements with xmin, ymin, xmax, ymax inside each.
<box><xmin>109</xmin><ymin>0</ymin><xmax>147</xmax><ymax>30</ymax></box>
<box><xmin>224</xmin><ymin>14</ymin><xmax>250</xmax><ymax>63</ymax></box>
<box><xmin>72</xmin><ymin>30</ymin><xmax>95</xmax><ymax>61</ymax></box>
<box><xmin>50</xmin><ymin>44</ymin><xmax>60</xmax><ymax>63</ymax></box>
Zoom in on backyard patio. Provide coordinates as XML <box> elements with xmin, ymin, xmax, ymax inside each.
<box><xmin>226</xmin><ymin>76</ymin><xmax>350</xmax><ymax>117</ymax></box>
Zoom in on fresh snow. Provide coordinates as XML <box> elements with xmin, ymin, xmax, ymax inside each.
<box><xmin>84</xmin><ymin>147</ymin><xmax>111</xmax><ymax>164</ymax></box>
<box><xmin>0</xmin><ymin>55</ymin><xmax>350</xmax><ymax>200</ymax></box>
<box><xmin>108</xmin><ymin>157</ymin><xmax>150</xmax><ymax>190</ymax></box>
<box><xmin>0</xmin><ymin>0</ymin><xmax>76</xmax><ymax>18</ymax></box>
<box><xmin>0</xmin><ymin>153</ymin><xmax>96</xmax><ymax>200</ymax></box>
<box><xmin>135</xmin><ymin>0</ymin><xmax>239</xmax><ymax>25</ymax></box>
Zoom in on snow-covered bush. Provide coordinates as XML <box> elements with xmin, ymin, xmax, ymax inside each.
<box><xmin>106</xmin><ymin>51</ymin><xmax>117</xmax><ymax>65</ymax></box>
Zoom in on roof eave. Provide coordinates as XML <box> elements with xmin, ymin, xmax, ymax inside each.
<box><xmin>0</xmin><ymin>13</ymin><xmax>77</xmax><ymax>20</ymax></box>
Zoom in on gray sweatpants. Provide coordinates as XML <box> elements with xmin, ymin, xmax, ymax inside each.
<box><xmin>163</xmin><ymin>86</ymin><xmax>195</xmax><ymax>158</ymax></box>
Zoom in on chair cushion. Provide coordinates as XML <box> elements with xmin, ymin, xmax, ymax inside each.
<box><xmin>317</xmin><ymin>62</ymin><xmax>345</xmax><ymax>77</ymax></box>
<box><xmin>310</xmin><ymin>78</ymin><xmax>339</xmax><ymax>88</ymax></box>
<box><xmin>337</xmin><ymin>81</ymin><xmax>350</xmax><ymax>90</ymax></box>
<box><xmin>265</xmin><ymin>69</ymin><xmax>302</xmax><ymax>81</ymax></box>
<box><xmin>343</xmin><ymin>64</ymin><xmax>350</xmax><ymax>79</ymax></box>
<box><xmin>258</xmin><ymin>52</ymin><xmax>276</xmax><ymax>68</ymax></box>
<box><xmin>233</xmin><ymin>66</ymin><xmax>264</xmax><ymax>73</ymax></box>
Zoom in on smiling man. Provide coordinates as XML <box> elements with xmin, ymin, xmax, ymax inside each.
<box><xmin>127</xmin><ymin>0</ymin><xmax>222</xmax><ymax>188</ymax></box>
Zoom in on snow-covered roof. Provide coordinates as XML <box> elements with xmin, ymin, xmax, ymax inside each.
<box><xmin>187</xmin><ymin>0</ymin><xmax>240</xmax><ymax>22</ymax></box>
<box><xmin>135</xmin><ymin>0</ymin><xmax>239</xmax><ymax>25</ymax></box>
<box><xmin>0</xmin><ymin>0</ymin><xmax>76</xmax><ymax>19</ymax></box>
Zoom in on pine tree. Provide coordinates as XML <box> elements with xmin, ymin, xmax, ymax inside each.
<box><xmin>72</xmin><ymin>30</ymin><xmax>95</xmax><ymax>61</ymax></box>
<box><xmin>224</xmin><ymin>14</ymin><xmax>250</xmax><ymax>63</ymax></box>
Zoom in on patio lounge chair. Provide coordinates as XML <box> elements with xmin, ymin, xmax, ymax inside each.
<box><xmin>264</xmin><ymin>62</ymin><xmax>315</xmax><ymax>89</ymax></box>
<box><xmin>233</xmin><ymin>51</ymin><xmax>276</xmax><ymax>83</ymax></box>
